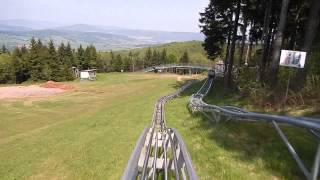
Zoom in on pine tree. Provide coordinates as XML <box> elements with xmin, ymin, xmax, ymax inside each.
<box><xmin>151</xmin><ymin>50</ymin><xmax>160</xmax><ymax>66</ymax></box>
<box><xmin>123</xmin><ymin>56</ymin><xmax>131</xmax><ymax>72</ymax></box>
<box><xmin>199</xmin><ymin>0</ymin><xmax>233</xmax><ymax>60</ymax></box>
<box><xmin>47</xmin><ymin>40</ymin><xmax>60</xmax><ymax>81</ymax></box>
<box><xmin>128</xmin><ymin>51</ymin><xmax>135</xmax><ymax>72</ymax></box>
<box><xmin>77</xmin><ymin>45</ymin><xmax>85</xmax><ymax>70</ymax></box>
<box><xmin>0</xmin><ymin>53</ymin><xmax>14</xmax><ymax>83</ymax></box>
<box><xmin>88</xmin><ymin>45</ymin><xmax>98</xmax><ymax>68</ymax></box>
<box><xmin>1</xmin><ymin>45</ymin><xmax>8</xmax><ymax>54</ymax></box>
<box><xmin>21</xmin><ymin>45</ymin><xmax>28</xmax><ymax>54</ymax></box>
<box><xmin>83</xmin><ymin>46</ymin><xmax>91</xmax><ymax>70</ymax></box>
<box><xmin>109</xmin><ymin>51</ymin><xmax>115</xmax><ymax>72</ymax></box>
<box><xmin>144</xmin><ymin>48</ymin><xmax>152</xmax><ymax>67</ymax></box>
<box><xmin>38</xmin><ymin>39</ymin><xmax>51</xmax><ymax>80</ymax></box>
<box><xmin>160</xmin><ymin>48</ymin><xmax>168</xmax><ymax>64</ymax></box>
<box><xmin>64</xmin><ymin>42</ymin><xmax>74</xmax><ymax>80</ymax></box>
<box><xmin>11</xmin><ymin>48</ymin><xmax>24</xmax><ymax>83</ymax></box>
<box><xmin>168</xmin><ymin>54</ymin><xmax>177</xmax><ymax>64</ymax></box>
<box><xmin>65</xmin><ymin>43</ymin><xmax>74</xmax><ymax>67</ymax></box>
<box><xmin>114</xmin><ymin>54</ymin><xmax>123</xmax><ymax>72</ymax></box>
<box><xmin>225</xmin><ymin>0</ymin><xmax>241</xmax><ymax>87</ymax></box>
<box><xmin>27</xmin><ymin>37</ymin><xmax>44</xmax><ymax>81</ymax></box>
<box><xmin>56</xmin><ymin>43</ymin><xmax>67</xmax><ymax>81</ymax></box>
<box><xmin>179</xmin><ymin>51</ymin><xmax>190</xmax><ymax>64</ymax></box>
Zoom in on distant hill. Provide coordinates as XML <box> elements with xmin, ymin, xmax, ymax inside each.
<box><xmin>56</xmin><ymin>24</ymin><xmax>204</xmax><ymax>42</ymax></box>
<box><xmin>0</xmin><ymin>30</ymin><xmax>152</xmax><ymax>51</ymax></box>
<box><xmin>0</xmin><ymin>19</ymin><xmax>204</xmax><ymax>51</ymax></box>
<box><xmin>0</xmin><ymin>19</ymin><xmax>63</xmax><ymax>29</ymax></box>
<box><xmin>0</xmin><ymin>24</ymin><xmax>32</xmax><ymax>32</ymax></box>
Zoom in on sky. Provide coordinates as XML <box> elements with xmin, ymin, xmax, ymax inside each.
<box><xmin>1</xmin><ymin>0</ymin><xmax>209</xmax><ymax>32</ymax></box>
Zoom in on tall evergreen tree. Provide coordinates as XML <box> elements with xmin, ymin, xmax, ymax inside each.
<box><xmin>109</xmin><ymin>51</ymin><xmax>116</xmax><ymax>72</ymax></box>
<box><xmin>57</xmin><ymin>43</ymin><xmax>67</xmax><ymax>81</ymax></box>
<box><xmin>179</xmin><ymin>51</ymin><xmax>190</xmax><ymax>64</ymax></box>
<box><xmin>123</xmin><ymin>56</ymin><xmax>131</xmax><ymax>72</ymax></box>
<box><xmin>47</xmin><ymin>40</ymin><xmax>60</xmax><ymax>81</ymax></box>
<box><xmin>77</xmin><ymin>45</ymin><xmax>85</xmax><ymax>70</ymax></box>
<box><xmin>113</xmin><ymin>54</ymin><xmax>123</xmax><ymax>72</ymax></box>
<box><xmin>65</xmin><ymin>43</ymin><xmax>74</xmax><ymax>68</ymax></box>
<box><xmin>168</xmin><ymin>54</ymin><xmax>177</xmax><ymax>64</ymax></box>
<box><xmin>11</xmin><ymin>48</ymin><xmax>25</xmax><ymax>83</ymax></box>
<box><xmin>1</xmin><ymin>45</ymin><xmax>8</xmax><ymax>54</ymax></box>
<box><xmin>160</xmin><ymin>48</ymin><xmax>168</xmax><ymax>64</ymax></box>
<box><xmin>128</xmin><ymin>51</ymin><xmax>135</xmax><ymax>72</ymax></box>
<box><xmin>83</xmin><ymin>46</ymin><xmax>91</xmax><ymax>70</ymax></box>
<box><xmin>151</xmin><ymin>50</ymin><xmax>160</xmax><ymax>66</ymax></box>
<box><xmin>61</xmin><ymin>43</ymin><xmax>74</xmax><ymax>80</ymax></box>
<box><xmin>144</xmin><ymin>48</ymin><xmax>152</xmax><ymax>67</ymax></box>
<box><xmin>199</xmin><ymin>0</ymin><xmax>233</xmax><ymax>60</ymax></box>
<box><xmin>88</xmin><ymin>45</ymin><xmax>98</xmax><ymax>69</ymax></box>
<box><xmin>27</xmin><ymin>37</ymin><xmax>44</xmax><ymax>81</ymax></box>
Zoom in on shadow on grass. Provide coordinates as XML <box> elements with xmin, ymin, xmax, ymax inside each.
<box><xmin>179</xmin><ymin>78</ymin><xmax>319</xmax><ymax>179</ymax></box>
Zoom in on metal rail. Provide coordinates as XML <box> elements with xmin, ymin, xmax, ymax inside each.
<box><xmin>188</xmin><ymin>71</ymin><xmax>320</xmax><ymax>180</ymax></box>
<box><xmin>144</xmin><ymin>64</ymin><xmax>212</xmax><ymax>73</ymax></box>
<box><xmin>123</xmin><ymin>81</ymin><xmax>198</xmax><ymax>180</ymax></box>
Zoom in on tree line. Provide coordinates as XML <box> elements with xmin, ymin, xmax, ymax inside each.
<box><xmin>200</xmin><ymin>0</ymin><xmax>320</xmax><ymax>89</ymax></box>
<box><xmin>0</xmin><ymin>38</ymin><xmax>101</xmax><ymax>83</ymax></box>
<box><xmin>0</xmin><ymin>39</ymin><xmax>191</xmax><ymax>84</ymax></box>
<box><xmin>107</xmin><ymin>48</ymin><xmax>190</xmax><ymax>72</ymax></box>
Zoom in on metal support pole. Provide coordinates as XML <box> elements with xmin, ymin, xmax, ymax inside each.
<box><xmin>272</xmin><ymin>121</ymin><xmax>311</xmax><ymax>179</ymax></box>
<box><xmin>311</xmin><ymin>143</ymin><xmax>320</xmax><ymax>180</ymax></box>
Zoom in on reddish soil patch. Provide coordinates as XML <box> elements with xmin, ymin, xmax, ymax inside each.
<box><xmin>0</xmin><ymin>81</ymin><xmax>73</xmax><ymax>100</ymax></box>
<box><xmin>40</xmin><ymin>81</ymin><xmax>73</xmax><ymax>90</ymax></box>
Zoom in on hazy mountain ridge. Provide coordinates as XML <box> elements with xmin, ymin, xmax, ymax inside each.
<box><xmin>0</xmin><ymin>19</ymin><xmax>204</xmax><ymax>51</ymax></box>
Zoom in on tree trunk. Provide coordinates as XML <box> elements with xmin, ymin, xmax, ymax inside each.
<box><xmin>259</xmin><ymin>0</ymin><xmax>273</xmax><ymax>82</ymax></box>
<box><xmin>239</xmin><ymin>16</ymin><xmax>248</xmax><ymax>66</ymax></box>
<box><xmin>224</xmin><ymin>24</ymin><xmax>232</xmax><ymax>77</ymax></box>
<box><xmin>267</xmin><ymin>29</ymin><xmax>276</xmax><ymax>67</ymax></box>
<box><xmin>270</xmin><ymin>0</ymin><xmax>290</xmax><ymax>86</ymax></box>
<box><xmin>297</xmin><ymin>0</ymin><xmax>320</xmax><ymax>86</ymax></box>
<box><xmin>225</xmin><ymin>0</ymin><xmax>241</xmax><ymax>88</ymax></box>
<box><xmin>303</xmin><ymin>0</ymin><xmax>320</xmax><ymax>52</ymax></box>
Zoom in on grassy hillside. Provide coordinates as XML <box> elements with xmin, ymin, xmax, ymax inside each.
<box><xmin>168</xmin><ymin>79</ymin><xmax>317</xmax><ymax>179</ymax></box>
<box><xmin>0</xmin><ymin>73</ymin><xmax>314</xmax><ymax>179</ymax></box>
<box><xmin>0</xmin><ymin>73</ymin><xmax>179</xmax><ymax>179</ymax></box>
<box><xmin>110</xmin><ymin>41</ymin><xmax>212</xmax><ymax>65</ymax></box>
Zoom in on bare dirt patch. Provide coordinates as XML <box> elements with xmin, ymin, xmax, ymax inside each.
<box><xmin>40</xmin><ymin>81</ymin><xmax>73</xmax><ymax>90</ymax></box>
<box><xmin>0</xmin><ymin>81</ymin><xmax>73</xmax><ymax>100</ymax></box>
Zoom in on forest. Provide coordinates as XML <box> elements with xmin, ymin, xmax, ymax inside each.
<box><xmin>200</xmin><ymin>0</ymin><xmax>320</xmax><ymax>108</ymax></box>
<box><xmin>0</xmin><ymin>39</ymin><xmax>195</xmax><ymax>84</ymax></box>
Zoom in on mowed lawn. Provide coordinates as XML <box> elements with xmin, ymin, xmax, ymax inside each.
<box><xmin>0</xmin><ymin>73</ymin><xmax>182</xmax><ymax>179</ymax></box>
<box><xmin>0</xmin><ymin>73</ymin><xmax>317</xmax><ymax>180</ymax></box>
<box><xmin>167</xmin><ymin>80</ymin><xmax>318</xmax><ymax>180</ymax></box>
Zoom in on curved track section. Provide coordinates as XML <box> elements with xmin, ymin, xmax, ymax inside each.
<box><xmin>144</xmin><ymin>64</ymin><xmax>212</xmax><ymax>73</ymax></box>
<box><xmin>188</xmin><ymin>72</ymin><xmax>320</xmax><ymax>180</ymax></box>
<box><xmin>123</xmin><ymin>81</ymin><xmax>198</xmax><ymax>180</ymax></box>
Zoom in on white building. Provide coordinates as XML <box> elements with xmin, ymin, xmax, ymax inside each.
<box><xmin>80</xmin><ymin>69</ymin><xmax>97</xmax><ymax>80</ymax></box>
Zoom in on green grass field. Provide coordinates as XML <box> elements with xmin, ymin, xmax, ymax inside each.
<box><xmin>0</xmin><ymin>73</ymin><xmax>317</xmax><ymax>179</ymax></box>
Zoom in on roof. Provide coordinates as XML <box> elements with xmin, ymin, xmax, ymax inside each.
<box><xmin>81</xmin><ymin>69</ymin><xmax>98</xmax><ymax>72</ymax></box>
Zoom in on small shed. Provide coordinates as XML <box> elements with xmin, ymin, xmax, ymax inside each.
<box><xmin>80</xmin><ymin>69</ymin><xmax>97</xmax><ymax>80</ymax></box>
